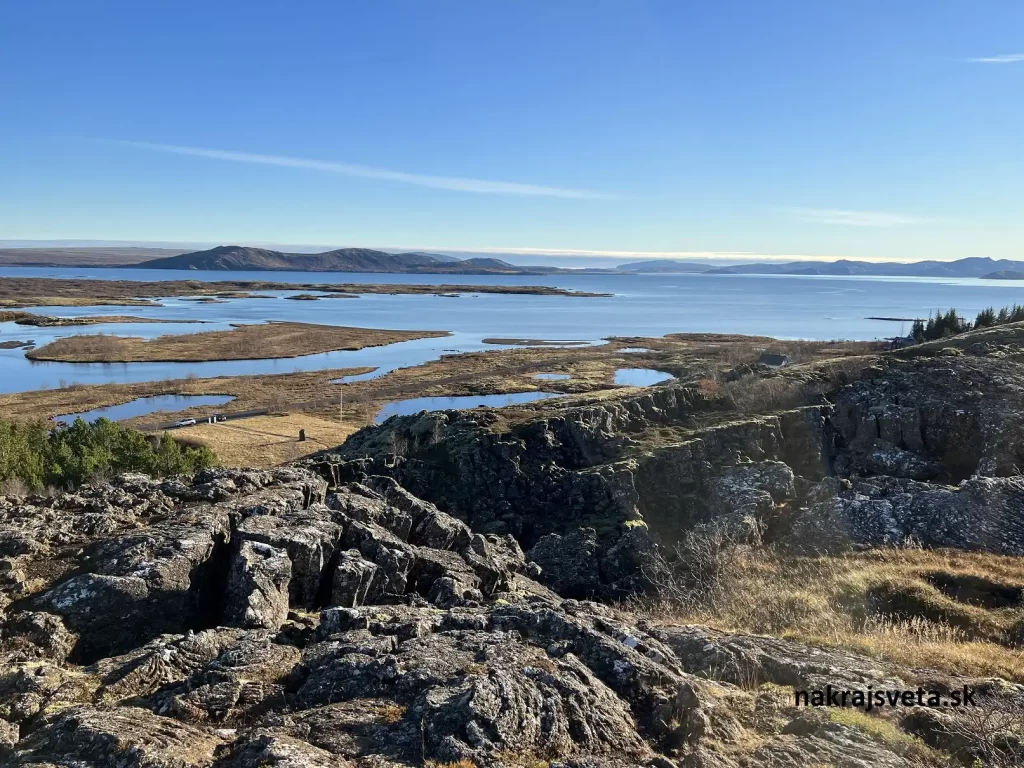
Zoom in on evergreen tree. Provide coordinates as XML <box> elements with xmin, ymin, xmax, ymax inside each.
<box><xmin>974</xmin><ymin>307</ymin><xmax>997</xmax><ymax>328</ymax></box>
<box><xmin>0</xmin><ymin>417</ymin><xmax>216</xmax><ymax>492</ymax></box>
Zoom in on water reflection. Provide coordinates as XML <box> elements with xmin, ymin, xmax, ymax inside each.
<box><xmin>613</xmin><ymin>368</ymin><xmax>674</xmax><ymax>386</ymax></box>
<box><xmin>375</xmin><ymin>391</ymin><xmax>562</xmax><ymax>424</ymax></box>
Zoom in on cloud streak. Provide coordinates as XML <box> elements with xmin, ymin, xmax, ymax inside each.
<box><xmin>965</xmin><ymin>53</ymin><xmax>1024</xmax><ymax>63</ymax></box>
<box><xmin>115</xmin><ymin>141</ymin><xmax>612</xmax><ymax>199</ymax></box>
<box><xmin>787</xmin><ymin>208</ymin><xmax>930</xmax><ymax>228</ymax></box>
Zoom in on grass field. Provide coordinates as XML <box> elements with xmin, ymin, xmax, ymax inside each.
<box><xmin>643</xmin><ymin>545</ymin><xmax>1024</xmax><ymax>681</ymax></box>
<box><xmin>173</xmin><ymin>413</ymin><xmax>358</xmax><ymax>466</ymax></box>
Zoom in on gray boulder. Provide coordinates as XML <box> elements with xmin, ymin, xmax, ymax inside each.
<box><xmin>225</xmin><ymin>541</ymin><xmax>292</xmax><ymax>630</ymax></box>
<box><xmin>528</xmin><ymin>527</ymin><xmax>601</xmax><ymax>597</ymax></box>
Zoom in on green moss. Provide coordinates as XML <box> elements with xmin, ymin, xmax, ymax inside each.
<box><xmin>829</xmin><ymin>708</ymin><xmax>942</xmax><ymax>764</ymax></box>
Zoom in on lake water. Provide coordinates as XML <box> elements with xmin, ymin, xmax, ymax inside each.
<box><xmin>2</xmin><ymin>267</ymin><xmax>1023</xmax><ymax>396</ymax></box>
<box><xmin>375</xmin><ymin>391</ymin><xmax>563</xmax><ymax>424</ymax></box>
<box><xmin>535</xmin><ymin>373</ymin><xmax>571</xmax><ymax>380</ymax></box>
<box><xmin>614</xmin><ymin>368</ymin><xmax>675</xmax><ymax>386</ymax></box>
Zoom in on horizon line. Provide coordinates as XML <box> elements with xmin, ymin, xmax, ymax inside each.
<box><xmin>0</xmin><ymin>238</ymin><xmax>998</xmax><ymax>264</ymax></box>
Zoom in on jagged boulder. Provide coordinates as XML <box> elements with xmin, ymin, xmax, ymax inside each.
<box><xmin>330</xmin><ymin>549</ymin><xmax>382</xmax><ymax>607</ymax></box>
<box><xmin>225</xmin><ymin>541</ymin><xmax>292</xmax><ymax>631</ymax></box>
<box><xmin>147</xmin><ymin>632</ymin><xmax>299</xmax><ymax>723</ymax></box>
<box><xmin>219</xmin><ymin>733</ymin><xmax>352</xmax><ymax>767</ymax></box>
<box><xmin>528</xmin><ymin>527</ymin><xmax>602</xmax><ymax>597</ymax></box>
<box><xmin>12</xmin><ymin>705</ymin><xmax>222</xmax><ymax>766</ymax></box>
<box><xmin>234</xmin><ymin>506</ymin><xmax>342</xmax><ymax>610</ymax></box>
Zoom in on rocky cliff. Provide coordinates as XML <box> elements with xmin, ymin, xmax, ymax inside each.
<box><xmin>318</xmin><ymin>350</ymin><xmax>1024</xmax><ymax>595</ymax></box>
<box><xmin>4</xmin><ymin>466</ymin><xmax>1003</xmax><ymax>768</ymax></box>
<box><xmin>2</xmin><ymin>344</ymin><xmax>1024</xmax><ymax>765</ymax></box>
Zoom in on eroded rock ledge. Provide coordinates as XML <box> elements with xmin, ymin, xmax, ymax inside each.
<box><xmin>4</xmin><ymin>349</ymin><xmax>1024</xmax><ymax>766</ymax></box>
<box><xmin>0</xmin><ymin>465</ymin><xmax>971</xmax><ymax>767</ymax></box>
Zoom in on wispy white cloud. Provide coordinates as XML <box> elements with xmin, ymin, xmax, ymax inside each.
<box><xmin>965</xmin><ymin>53</ymin><xmax>1024</xmax><ymax>63</ymax></box>
<box><xmin>114</xmin><ymin>141</ymin><xmax>612</xmax><ymax>199</ymax></box>
<box><xmin>787</xmin><ymin>208</ymin><xmax>930</xmax><ymax>228</ymax></box>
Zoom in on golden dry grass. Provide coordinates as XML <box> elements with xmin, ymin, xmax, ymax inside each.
<box><xmin>0</xmin><ymin>296</ymin><xmax>159</xmax><ymax>308</ymax></box>
<box><xmin>27</xmin><ymin>322</ymin><xmax>448</xmax><ymax>363</ymax></box>
<box><xmin>647</xmin><ymin>547</ymin><xmax>1024</xmax><ymax>681</ymax></box>
<box><xmin>173</xmin><ymin>413</ymin><xmax>359</xmax><ymax>466</ymax></box>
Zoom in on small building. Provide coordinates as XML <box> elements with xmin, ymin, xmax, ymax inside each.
<box><xmin>758</xmin><ymin>351</ymin><xmax>790</xmax><ymax>368</ymax></box>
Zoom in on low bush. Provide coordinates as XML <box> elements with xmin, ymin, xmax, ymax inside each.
<box><xmin>0</xmin><ymin>416</ymin><xmax>216</xmax><ymax>492</ymax></box>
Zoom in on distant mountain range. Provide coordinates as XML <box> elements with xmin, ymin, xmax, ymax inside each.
<box><xmin>137</xmin><ymin>245</ymin><xmax>570</xmax><ymax>274</ymax></box>
<box><xmin>617</xmin><ymin>257</ymin><xmax>1024</xmax><ymax>279</ymax></box>
<box><xmin>615</xmin><ymin>260</ymin><xmax>714</xmax><ymax>273</ymax></box>
<box><xmin>1</xmin><ymin>244</ymin><xmax>1022</xmax><ymax>279</ymax></box>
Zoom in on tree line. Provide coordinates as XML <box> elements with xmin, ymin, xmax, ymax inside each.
<box><xmin>910</xmin><ymin>304</ymin><xmax>1024</xmax><ymax>343</ymax></box>
<box><xmin>0</xmin><ymin>417</ymin><xmax>216</xmax><ymax>493</ymax></box>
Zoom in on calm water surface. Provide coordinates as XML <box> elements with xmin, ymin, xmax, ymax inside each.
<box><xmin>614</xmin><ymin>368</ymin><xmax>675</xmax><ymax>386</ymax></box>
<box><xmin>375</xmin><ymin>392</ymin><xmax>563</xmax><ymax>424</ymax></box>
<box><xmin>2</xmin><ymin>268</ymin><xmax>1023</xmax><ymax>395</ymax></box>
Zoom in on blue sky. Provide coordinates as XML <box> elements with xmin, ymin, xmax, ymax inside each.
<box><xmin>1</xmin><ymin>1</ymin><xmax>1021</xmax><ymax>262</ymax></box>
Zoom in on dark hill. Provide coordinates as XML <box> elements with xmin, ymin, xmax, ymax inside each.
<box><xmin>461</xmin><ymin>257</ymin><xmax>519</xmax><ymax>270</ymax></box>
<box><xmin>139</xmin><ymin>246</ymin><xmax>295</xmax><ymax>271</ymax></box>
<box><xmin>139</xmin><ymin>245</ymin><xmax>547</xmax><ymax>274</ymax></box>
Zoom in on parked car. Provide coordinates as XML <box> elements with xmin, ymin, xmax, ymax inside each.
<box><xmin>173</xmin><ymin>418</ymin><xmax>197</xmax><ymax>427</ymax></box>
<box><xmin>212</xmin><ymin>413</ymin><xmax>227</xmax><ymax>422</ymax></box>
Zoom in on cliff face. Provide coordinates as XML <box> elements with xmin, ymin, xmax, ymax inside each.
<box><xmin>318</xmin><ymin>350</ymin><xmax>1024</xmax><ymax>593</ymax></box>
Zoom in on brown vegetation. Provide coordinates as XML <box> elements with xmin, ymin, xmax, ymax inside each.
<box><xmin>26</xmin><ymin>322</ymin><xmax>449</xmax><ymax>363</ymax></box>
<box><xmin>0</xmin><ymin>276</ymin><xmax>606</xmax><ymax>307</ymax></box>
<box><xmin>173</xmin><ymin>414</ymin><xmax>358</xmax><ymax>467</ymax></box>
<box><xmin>637</xmin><ymin>532</ymin><xmax>1024</xmax><ymax>681</ymax></box>
<box><xmin>0</xmin><ymin>310</ymin><xmax>199</xmax><ymax>327</ymax></box>
<box><xmin>0</xmin><ymin>332</ymin><xmax>885</xmax><ymax>467</ymax></box>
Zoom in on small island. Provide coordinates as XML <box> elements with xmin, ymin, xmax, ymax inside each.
<box><xmin>0</xmin><ymin>277</ymin><xmax>609</xmax><ymax>308</ymax></box>
<box><xmin>26</xmin><ymin>322</ymin><xmax>449</xmax><ymax>363</ymax></box>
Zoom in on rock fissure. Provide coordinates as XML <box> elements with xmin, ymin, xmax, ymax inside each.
<box><xmin>4</xmin><ymin>345</ymin><xmax>1024</xmax><ymax>765</ymax></box>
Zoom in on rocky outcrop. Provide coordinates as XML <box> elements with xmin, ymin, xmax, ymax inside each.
<box><xmin>0</xmin><ymin>465</ymin><xmax>949</xmax><ymax>767</ymax></box>
<box><xmin>312</xmin><ymin>351</ymin><xmax>1024</xmax><ymax>571</ymax></box>
<box><xmin>225</xmin><ymin>541</ymin><xmax>292</xmax><ymax>630</ymax></box>
<box><xmin>4</xmin><ymin>346</ymin><xmax>1024</xmax><ymax>765</ymax></box>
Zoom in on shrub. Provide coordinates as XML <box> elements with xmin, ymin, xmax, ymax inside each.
<box><xmin>0</xmin><ymin>416</ymin><xmax>217</xmax><ymax>492</ymax></box>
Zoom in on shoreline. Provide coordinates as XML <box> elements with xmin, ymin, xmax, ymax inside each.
<box><xmin>0</xmin><ymin>276</ymin><xmax>610</xmax><ymax>308</ymax></box>
<box><xmin>0</xmin><ymin>333</ymin><xmax>883</xmax><ymax>466</ymax></box>
<box><xmin>25</xmin><ymin>322</ymin><xmax>450</xmax><ymax>363</ymax></box>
